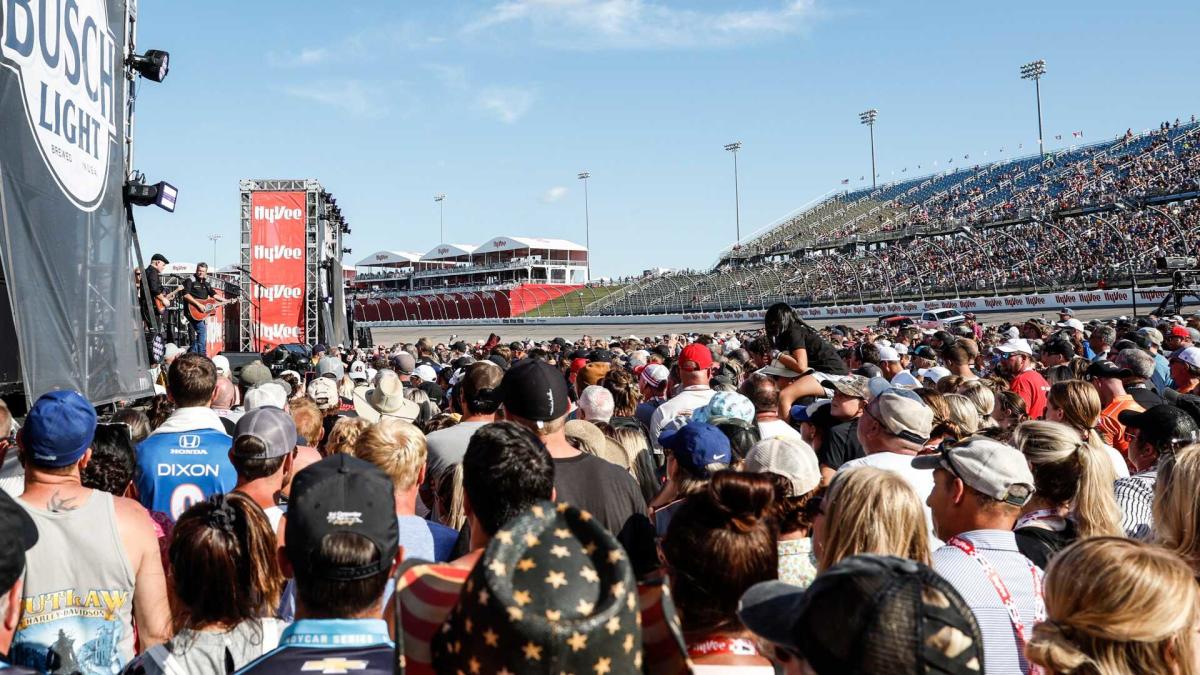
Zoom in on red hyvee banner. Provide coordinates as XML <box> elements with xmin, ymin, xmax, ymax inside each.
<box><xmin>249</xmin><ymin>191</ymin><xmax>306</xmax><ymax>349</ymax></box>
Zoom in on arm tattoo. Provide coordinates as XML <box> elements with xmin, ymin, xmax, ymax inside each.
<box><xmin>48</xmin><ymin>490</ymin><xmax>80</xmax><ymax>513</ymax></box>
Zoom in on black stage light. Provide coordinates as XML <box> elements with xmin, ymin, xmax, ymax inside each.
<box><xmin>128</xmin><ymin>49</ymin><xmax>170</xmax><ymax>82</ymax></box>
<box><xmin>125</xmin><ymin>179</ymin><xmax>178</xmax><ymax>212</ymax></box>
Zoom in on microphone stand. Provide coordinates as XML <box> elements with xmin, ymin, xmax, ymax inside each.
<box><xmin>238</xmin><ymin>266</ymin><xmax>268</xmax><ymax>352</ymax></box>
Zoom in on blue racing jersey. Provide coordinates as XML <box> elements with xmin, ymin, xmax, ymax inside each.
<box><xmin>237</xmin><ymin>619</ymin><xmax>394</xmax><ymax>674</ymax></box>
<box><xmin>135</xmin><ymin>429</ymin><xmax>235</xmax><ymax>521</ymax></box>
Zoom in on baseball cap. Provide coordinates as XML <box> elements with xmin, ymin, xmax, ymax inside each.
<box><xmin>21</xmin><ymin>390</ymin><xmax>96</xmax><ymax>468</ymax></box>
<box><xmin>791</xmin><ymin>399</ymin><xmax>830</xmax><ymax>424</ymax></box>
<box><xmin>877</xmin><ymin>345</ymin><xmax>900</xmax><ymax>362</ymax></box>
<box><xmin>348</xmin><ymin>360</ymin><xmax>368</xmax><ymax>382</ymax></box>
<box><xmin>1118</xmin><ymin>404</ymin><xmax>1200</xmax><ymax>448</ymax></box>
<box><xmin>244</xmin><ymin>382</ymin><xmax>289</xmax><ymax>411</ymax></box>
<box><xmin>285</xmin><ymin>454</ymin><xmax>398</xmax><ymax>580</ymax></box>
<box><xmin>658</xmin><ymin>422</ymin><xmax>732</xmax><ymax>478</ymax></box>
<box><xmin>640</xmin><ymin>363</ymin><xmax>669</xmax><ymax>388</ymax></box>
<box><xmin>577</xmin><ymin>361</ymin><xmax>611</xmax><ymax>388</ymax></box>
<box><xmin>233</xmin><ymin>406</ymin><xmax>298</xmax><ymax>459</ymax></box>
<box><xmin>893</xmin><ymin>344</ymin><xmax>909</xmax><ymax>356</ymax></box>
<box><xmin>590</xmin><ymin>349</ymin><xmax>615</xmax><ymax>363</ymax></box>
<box><xmin>738</xmin><ymin>555</ymin><xmax>984</xmax><ymax>673</ymax></box>
<box><xmin>1056</xmin><ymin>318</ymin><xmax>1085</xmax><ymax>332</ymax></box>
<box><xmin>306</xmin><ymin>377</ymin><xmax>340</xmax><ymax>411</ymax></box>
<box><xmin>239</xmin><ymin>360</ymin><xmax>273</xmax><ymax>387</ymax></box>
<box><xmin>913</xmin><ymin>437</ymin><xmax>1035</xmax><ymax>506</ymax></box>
<box><xmin>150</xmin><ymin>253</ymin><xmax>170</xmax><ymax>264</ymax></box>
<box><xmin>0</xmin><ymin>490</ymin><xmax>38</xmax><ymax>591</ymax></box>
<box><xmin>211</xmin><ymin>354</ymin><xmax>231</xmax><ymax>378</ymax></box>
<box><xmin>743</xmin><ymin>438</ymin><xmax>821</xmax><ymax>495</ymax></box>
<box><xmin>918</xmin><ymin>366</ymin><xmax>951</xmax><ymax>383</ymax></box>
<box><xmin>391</xmin><ymin>352</ymin><xmax>416</xmax><ymax>375</ymax></box>
<box><xmin>757</xmin><ymin>358</ymin><xmax>802</xmax><ymax>379</ymax></box>
<box><xmin>1138</xmin><ymin>327</ymin><xmax>1165</xmax><ymax>346</ymax></box>
<box><xmin>912</xmin><ymin>345</ymin><xmax>936</xmax><ymax>360</ymax></box>
<box><xmin>692</xmin><ymin>391</ymin><xmax>756</xmax><ymax>425</ymax></box>
<box><xmin>1059</xmin><ymin>307</ymin><xmax>1074</xmax><ymax>316</ymax></box>
<box><xmin>317</xmin><ymin>356</ymin><xmax>345</xmax><ymax>380</ymax></box>
<box><xmin>1171</xmin><ymin>346</ymin><xmax>1200</xmax><ymax>369</ymax></box>
<box><xmin>678</xmin><ymin>343</ymin><xmax>713</xmax><ymax>372</ymax></box>
<box><xmin>499</xmin><ymin>359</ymin><xmax>570</xmax><ymax>422</ymax></box>
<box><xmin>996</xmin><ymin>338</ymin><xmax>1033</xmax><ymax>355</ymax></box>
<box><xmin>823</xmin><ymin>375</ymin><xmax>869</xmax><ymax>400</ymax></box>
<box><xmin>413</xmin><ymin>364</ymin><xmax>437</xmax><ymax>382</ymax></box>
<box><xmin>868</xmin><ymin>381</ymin><xmax>933</xmax><ymax>443</ymax></box>
<box><xmin>1041</xmin><ymin>340</ymin><xmax>1075</xmax><ymax>359</ymax></box>
<box><xmin>1170</xmin><ymin>325</ymin><xmax>1191</xmax><ymax>339</ymax></box>
<box><xmin>1086</xmin><ymin>360</ymin><xmax>1132</xmax><ymax>380</ymax></box>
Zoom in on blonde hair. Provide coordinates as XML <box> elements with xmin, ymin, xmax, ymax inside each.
<box><xmin>957</xmin><ymin>381</ymin><xmax>997</xmax><ymax>430</ymax></box>
<box><xmin>1048</xmin><ymin>380</ymin><xmax>1108</xmax><ymax>455</ymax></box>
<box><xmin>1154</xmin><ymin>443</ymin><xmax>1200</xmax><ymax>573</ymax></box>
<box><xmin>1027</xmin><ymin>537</ymin><xmax>1199</xmax><ymax>675</ymax></box>
<box><xmin>1012</xmin><ymin>421</ymin><xmax>1122</xmax><ymax>539</ymax></box>
<box><xmin>434</xmin><ymin>463</ymin><xmax>466</xmax><ymax>531</ymax></box>
<box><xmin>818</xmin><ymin>466</ymin><xmax>930</xmax><ymax>571</ymax></box>
<box><xmin>943</xmin><ymin>394</ymin><xmax>980</xmax><ymax>438</ymax></box>
<box><xmin>354</xmin><ymin>418</ymin><xmax>427</xmax><ymax>491</ymax></box>
<box><xmin>325</xmin><ymin>417</ymin><xmax>371</xmax><ymax>457</ymax></box>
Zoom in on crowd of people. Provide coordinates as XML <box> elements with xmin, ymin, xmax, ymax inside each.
<box><xmin>5</xmin><ymin>301</ymin><xmax>1200</xmax><ymax>672</ymax></box>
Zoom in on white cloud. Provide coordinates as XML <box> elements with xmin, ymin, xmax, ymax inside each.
<box><xmin>267</xmin><ymin>47</ymin><xmax>331</xmax><ymax>67</ymax></box>
<box><xmin>464</xmin><ymin>0</ymin><xmax>815</xmax><ymax>49</ymax></box>
<box><xmin>478</xmin><ymin>86</ymin><xmax>535</xmax><ymax>123</ymax></box>
<box><xmin>541</xmin><ymin>186</ymin><xmax>569</xmax><ymax>203</ymax></box>
<box><xmin>281</xmin><ymin>80</ymin><xmax>388</xmax><ymax>119</ymax></box>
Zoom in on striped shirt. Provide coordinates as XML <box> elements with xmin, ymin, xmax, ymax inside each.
<box><xmin>932</xmin><ymin>530</ymin><xmax>1044</xmax><ymax>675</ymax></box>
<box><xmin>394</xmin><ymin>557</ymin><xmax>477</xmax><ymax>675</ymax></box>
<box><xmin>1114</xmin><ymin>469</ymin><xmax>1157</xmax><ymax>540</ymax></box>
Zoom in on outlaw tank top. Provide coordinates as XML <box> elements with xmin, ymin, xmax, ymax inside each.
<box><xmin>10</xmin><ymin>490</ymin><xmax>137</xmax><ymax>674</ymax></box>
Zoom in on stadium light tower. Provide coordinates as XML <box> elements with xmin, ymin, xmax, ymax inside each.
<box><xmin>208</xmin><ymin>233</ymin><xmax>222</xmax><ymax>267</ymax></box>
<box><xmin>724</xmin><ymin>141</ymin><xmax>743</xmax><ymax>244</ymax></box>
<box><xmin>577</xmin><ymin>171</ymin><xmax>591</xmax><ymax>281</ymax></box>
<box><xmin>1020</xmin><ymin>59</ymin><xmax>1047</xmax><ymax>160</ymax></box>
<box><xmin>859</xmin><ymin>109</ymin><xmax>878</xmax><ymax>189</ymax></box>
<box><xmin>434</xmin><ymin>193</ymin><xmax>446</xmax><ymax>243</ymax></box>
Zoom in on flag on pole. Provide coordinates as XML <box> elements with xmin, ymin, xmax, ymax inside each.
<box><xmin>841</xmin><ymin>178</ymin><xmax>850</xmax><ymax>184</ymax></box>
<box><xmin>1072</xmin><ymin>130</ymin><xmax>1083</xmax><ymax>138</ymax></box>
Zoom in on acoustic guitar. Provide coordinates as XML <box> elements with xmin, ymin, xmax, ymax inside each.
<box><xmin>187</xmin><ymin>297</ymin><xmax>237</xmax><ymax>322</ymax></box>
<box><xmin>154</xmin><ymin>287</ymin><xmax>183</xmax><ymax>312</ymax></box>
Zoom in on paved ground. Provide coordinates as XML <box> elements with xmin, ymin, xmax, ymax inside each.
<box><xmin>369</xmin><ymin>303</ymin><xmax>1194</xmax><ymax>344</ymax></box>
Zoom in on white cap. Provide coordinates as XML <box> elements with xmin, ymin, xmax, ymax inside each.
<box><xmin>894</xmin><ymin>344</ymin><xmax>909</xmax><ymax>356</ymax></box>
<box><xmin>918</xmin><ymin>366</ymin><xmax>952</xmax><ymax>383</ymax></box>
<box><xmin>244</xmin><ymin>382</ymin><xmax>289</xmax><ymax>411</ymax></box>
<box><xmin>1057</xmin><ymin>318</ymin><xmax>1084</xmax><ymax>331</ymax></box>
<box><xmin>996</xmin><ymin>338</ymin><xmax>1033</xmax><ymax>356</ymax></box>
<box><xmin>1173</xmin><ymin>346</ymin><xmax>1200</xmax><ymax>370</ymax></box>
<box><xmin>890</xmin><ymin>370</ymin><xmax>922</xmax><ymax>388</ymax></box>
<box><xmin>164</xmin><ymin>343</ymin><xmax>184</xmax><ymax>361</ymax></box>
<box><xmin>877</xmin><ymin>346</ymin><xmax>901</xmax><ymax>362</ymax></box>
<box><xmin>413</xmin><ymin>364</ymin><xmax>437</xmax><ymax>381</ymax></box>
<box><xmin>211</xmin><ymin>354</ymin><xmax>231</xmax><ymax>377</ymax></box>
<box><xmin>744</xmin><ymin>438</ymin><xmax>821</xmax><ymax>496</ymax></box>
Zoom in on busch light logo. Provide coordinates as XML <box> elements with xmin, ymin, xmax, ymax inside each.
<box><xmin>252</xmin><ymin>244</ymin><xmax>303</xmax><ymax>263</ymax></box>
<box><xmin>255</xmin><ymin>284</ymin><xmax>302</xmax><ymax>301</ymax></box>
<box><xmin>252</xmin><ymin>203</ymin><xmax>303</xmax><ymax>224</ymax></box>
<box><xmin>2</xmin><ymin>0</ymin><xmax>119</xmax><ymax>210</ymax></box>
<box><xmin>261</xmin><ymin>323</ymin><xmax>301</xmax><ymax>341</ymax></box>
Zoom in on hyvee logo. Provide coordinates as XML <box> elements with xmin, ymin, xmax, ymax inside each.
<box><xmin>260</xmin><ymin>323</ymin><xmax>301</xmax><ymax>341</ymax></box>
<box><xmin>252</xmin><ymin>245</ymin><xmax>303</xmax><ymax>263</ymax></box>
<box><xmin>255</xmin><ymin>284</ymin><xmax>302</xmax><ymax>301</ymax></box>
<box><xmin>253</xmin><ymin>204</ymin><xmax>303</xmax><ymax>224</ymax></box>
<box><xmin>2</xmin><ymin>0</ymin><xmax>119</xmax><ymax>210</ymax></box>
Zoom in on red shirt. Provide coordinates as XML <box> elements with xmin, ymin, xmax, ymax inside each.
<box><xmin>1010</xmin><ymin>369</ymin><xmax>1050</xmax><ymax>419</ymax></box>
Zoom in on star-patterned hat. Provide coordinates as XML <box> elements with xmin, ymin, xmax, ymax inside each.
<box><xmin>431</xmin><ymin>500</ymin><xmax>642</xmax><ymax>674</ymax></box>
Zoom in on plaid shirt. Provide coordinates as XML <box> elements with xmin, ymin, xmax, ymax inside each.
<box><xmin>1114</xmin><ymin>469</ymin><xmax>1157</xmax><ymax>540</ymax></box>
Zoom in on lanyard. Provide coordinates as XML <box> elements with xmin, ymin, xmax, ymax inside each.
<box><xmin>1014</xmin><ymin>508</ymin><xmax>1065</xmax><ymax>530</ymax></box>
<box><xmin>687</xmin><ymin>637</ymin><xmax>760</xmax><ymax>658</ymax></box>
<box><xmin>948</xmin><ymin>536</ymin><xmax>1045</xmax><ymax>673</ymax></box>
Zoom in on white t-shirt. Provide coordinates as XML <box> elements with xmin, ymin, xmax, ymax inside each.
<box><xmin>1102</xmin><ymin>444</ymin><xmax>1131</xmax><ymax>479</ymax></box>
<box><xmin>891</xmin><ymin>371</ymin><xmax>922</xmax><ymax>388</ymax></box>
<box><xmin>649</xmin><ymin>386</ymin><xmax>716</xmax><ymax>447</ymax></box>
<box><xmin>757</xmin><ymin>419</ymin><xmax>804</xmax><ymax>443</ymax></box>
<box><xmin>839</xmin><ymin>451</ymin><xmax>942</xmax><ymax>549</ymax></box>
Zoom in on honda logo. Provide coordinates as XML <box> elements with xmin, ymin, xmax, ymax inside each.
<box><xmin>177</xmin><ymin>434</ymin><xmax>201</xmax><ymax>449</ymax></box>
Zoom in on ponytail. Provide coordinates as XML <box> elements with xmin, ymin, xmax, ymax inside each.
<box><xmin>1071</xmin><ymin>438</ymin><xmax>1123</xmax><ymax>539</ymax></box>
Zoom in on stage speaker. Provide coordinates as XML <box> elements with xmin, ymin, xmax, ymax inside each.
<box><xmin>218</xmin><ymin>351</ymin><xmax>264</xmax><ymax>382</ymax></box>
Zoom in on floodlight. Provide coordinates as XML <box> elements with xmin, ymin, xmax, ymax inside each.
<box><xmin>128</xmin><ymin>50</ymin><xmax>170</xmax><ymax>82</ymax></box>
<box><xmin>125</xmin><ymin>179</ymin><xmax>178</xmax><ymax>212</ymax></box>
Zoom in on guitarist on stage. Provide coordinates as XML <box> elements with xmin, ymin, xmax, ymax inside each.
<box><xmin>182</xmin><ymin>262</ymin><xmax>215</xmax><ymax>355</ymax></box>
<box><xmin>146</xmin><ymin>253</ymin><xmax>170</xmax><ymax>317</ymax></box>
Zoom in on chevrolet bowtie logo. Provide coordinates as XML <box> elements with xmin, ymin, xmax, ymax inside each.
<box><xmin>300</xmin><ymin>657</ymin><xmax>370</xmax><ymax>673</ymax></box>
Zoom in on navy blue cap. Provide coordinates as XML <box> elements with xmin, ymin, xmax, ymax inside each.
<box><xmin>658</xmin><ymin>422</ymin><xmax>732</xmax><ymax>478</ymax></box>
<box><xmin>22</xmin><ymin>390</ymin><xmax>96</xmax><ymax>468</ymax></box>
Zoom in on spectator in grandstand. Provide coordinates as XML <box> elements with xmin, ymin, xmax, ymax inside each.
<box><xmin>228</xmin><ymin>407</ymin><xmax>297</xmax><ymax>533</ymax></box>
<box><xmin>764</xmin><ymin>303</ymin><xmax>849</xmax><ymax>416</ymax></box>
<box><xmin>1114</xmin><ymin>347</ymin><xmax>1165</xmax><ymax>409</ymax></box>
<box><xmin>996</xmin><ymin>338</ymin><xmax>1049</xmax><ymax>419</ymax></box>
<box><xmin>500</xmin><ymin>359</ymin><xmax>648</xmax><ymax>551</ymax></box>
<box><xmin>916</xmin><ymin>437</ymin><xmax>1041</xmax><ymax>675</ymax></box>
<box><xmin>136</xmin><ymin>353</ymin><xmax>236</xmax><ymax>521</ymax></box>
<box><xmin>649</xmin><ymin>343</ymin><xmax>718</xmax><ymax>443</ymax></box>
<box><xmin>356</xmin><ymin>419</ymin><xmax>458</xmax><ymax>563</ymax></box>
<box><xmin>659</xmin><ymin>471</ymin><xmax>777</xmax><ymax>670</ymax></box>
<box><xmin>11</xmin><ymin>391</ymin><xmax>171</xmax><ymax>670</ymax></box>
<box><xmin>740</xmin><ymin>373</ymin><xmax>804</xmax><ymax>443</ymax></box>
<box><xmin>1026</xmin><ymin>538</ymin><xmax>1200</xmax><ymax>675</ymax></box>
<box><xmin>1114</xmin><ymin>404</ymin><xmax>1199</xmax><ymax>539</ymax></box>
<box><xmin>1169</xmin><ymin>346</ymin><xmax>1200</xmax><ymax>395</ymax></box>
<box><xmin>123</xmin><ymin>493</ymin><xmax>286</xmax><ymax>674</ymax></box>
<box><xmin>739</xmin><ymin>554</ymin><xmax>984</xmax><ymax>675</ymax></box>
<box><xmin>816</xmin><ymin>375</ymin><xmax>869</xmax><ymax>482</ymax></box>
<box><xmin>840</xmin><ymin>384</ymin><xmax>937</xmax><ymax>541</ymax></box>
<box><xmin>1011</xmin><ymin>420</ymin><xmax>1122</xmax><ymax>567</ymax></box>
<box><xmin>813</xmin><ymin>466</ymin><xmax>930</xmax><ymax>570</ymax></box>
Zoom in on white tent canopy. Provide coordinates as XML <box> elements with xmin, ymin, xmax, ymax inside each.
<box><xmin>476</xmin><ymin>235</ymin><xmax>586</xmax><ymax>253</ymax></box>
<box><xmin>421</xmin><ymin>243</ymin><xmax>478</xmax><ymax>261</ymax></box>
<box><xmin>356</xmin><ymin>250</ymin><xmax>422</xmax><ymax>267</ymax></box>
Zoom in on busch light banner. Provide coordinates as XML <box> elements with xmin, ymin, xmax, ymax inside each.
<box><xmin>249</xmin><ymin>190</ymin><xmax>306</xmax><ymax>348</ymax></box>
<box><xmin>0</xmin><ymin>0</ymin><xmax>152</xmax><ymax>403</ymax></box>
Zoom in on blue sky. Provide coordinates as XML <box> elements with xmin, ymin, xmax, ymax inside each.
<box><xmin>132</xmin><ymin>0</ymin><xmax>1200</xmax><ymax>279</ymax></box>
